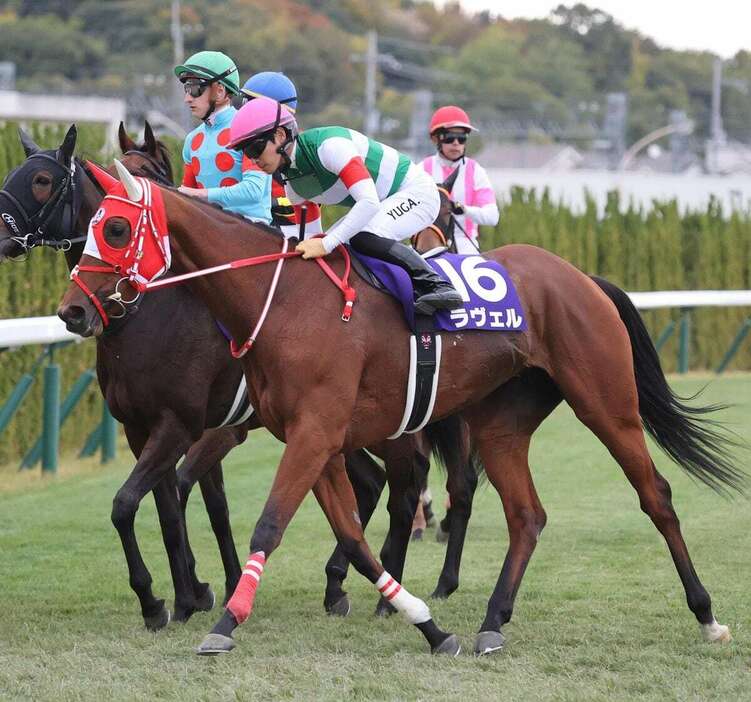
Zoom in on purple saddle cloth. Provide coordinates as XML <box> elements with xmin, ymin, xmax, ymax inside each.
<box><xmin>351</xmin><ymin>250</ymin><xmax>527</xmax><ymax>333</ymax></box>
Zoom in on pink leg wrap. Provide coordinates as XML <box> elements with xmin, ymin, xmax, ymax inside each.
<box><xmin>226</xmin><ymin>551</ymin><xmax>266</xmax><ymax>624</ymax></box>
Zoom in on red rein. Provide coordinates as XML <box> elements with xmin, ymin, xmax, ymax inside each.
<box><xmin>75</xmin><ymin>242</ymin><xmax>357</xmax><ymax>348</ymax></box>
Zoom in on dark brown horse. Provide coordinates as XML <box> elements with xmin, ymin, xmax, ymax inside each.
<box><xmin>0</xmin><ymin>126</ymin><xmax>467</xmax><ymax>627</ymax></box>
<box><xmin>59</xmin><ymin>164</ymin><xmax>742</xmax><ymax>656</ymax></box>
<box><xmin>0</xmin><ymin>124</ymin><xmax>238</xmax><ymax>627</ymax></box>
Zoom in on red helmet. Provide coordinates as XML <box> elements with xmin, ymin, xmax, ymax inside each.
<box><xmin>429</xmin><ymin>105</ymin><xmax>477</xmax><ymax>135</ymax></box>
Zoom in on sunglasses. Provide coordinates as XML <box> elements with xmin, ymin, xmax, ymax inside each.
<box><xmin>240</xmin><ymin>133</ymin><xmax>274</xmax><ymax>160</ymax></box>
<box><xmin>182</xmin><ymin>79</ymin><xmax>211</xmax><ymax>98</ymax></box>
<box><xmin>440</xmin><ymin>132</ymin><xmax>468</xmax><ymax>145</ymax></box>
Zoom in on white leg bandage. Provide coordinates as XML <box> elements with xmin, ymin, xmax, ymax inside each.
<box><xmin>375</xmin><ymin>571</ymin><xmax>431</xmax><ymax>624</ymax></box>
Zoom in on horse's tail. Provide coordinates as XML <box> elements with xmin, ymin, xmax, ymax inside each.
<box><xmin>424</xmin><ymin>414</ymin><xmax>485</xmax><ymax>481</ymax></box>
<box><xmin>590</xmin><ymin>275</ymin><xmax>746</xmax><ymax>495</ymax></box>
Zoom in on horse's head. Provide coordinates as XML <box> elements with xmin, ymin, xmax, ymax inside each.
<box><xmin>117</xmin><ymin>121</ymin><xmax>174</xmax><ymax>187</ymax></box>
<box><xmin>411</xmin><ymin>178</ymin><xmax>457</xmax><ymax>255</ymax></box>
<box><xmin>58</xmin><ymin>161</ymin><xmax>170</xmax><ymax>337</ymax></box>
<box><xmin>0</xmin><ymin>125</ymin><xmax>79</xmax><ymax>261</ymax></box>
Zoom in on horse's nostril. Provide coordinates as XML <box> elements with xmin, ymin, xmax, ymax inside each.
<box><xmin>58</xmin><ymin>304</ymin><xmax>86</xmax><ymax>329</ymax></box>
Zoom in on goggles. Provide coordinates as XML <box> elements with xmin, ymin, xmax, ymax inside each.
<box><xmin>181</xmin><ymin>79</ymin><xmax>211</xmax><ymax>98</ymax></box>
<box><xmin>239</xmin><ymin>132</ymin><xmax>275</xmax><ymax>160</ymax></box>
<box><xmin>180</xmin><ymin>66</ymin><xmax>235</xmax><ymax>98</ymax></box>
<box><xmin>439</xmin><ymin>132</ymin><xmax>468</xmax><ymax>145</ymax></box>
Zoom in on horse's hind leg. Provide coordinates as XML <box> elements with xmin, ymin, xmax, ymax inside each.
<box><xmin>557</xmin><ymin>369</ymin><xmax>731</xmax><ymax>642</ymax></box>
<box><xmin>464</xmin><ymin>371</ymin><xmax>562</xmax><ymax>655</ymax></box>
<box><xmin>432</xmin><ymin>424</ymin><xmax>478</xmax><ymax>600</ymax></box>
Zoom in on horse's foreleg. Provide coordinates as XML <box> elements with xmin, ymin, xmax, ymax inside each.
<box><xmin>152</xmin><ymin>470</ymin><xmax>199</xmax><ymax>623</ymax></box>
<box><xmin>197</xmin><ymin>429</ymin><xmax>338</xmax><ymax>654</ymax></box>
<box><xmin>114</xmin><ymin>420</ymin><xmax>192</xmax><ymax>630</ymax></box>
<box><xmin>374</xmin><ymin>443</ymin><xmax>428</xmax><ymax>617</ymax></box>
<box><xmin>313</xmin><ymin>455</ymin><xmax>459</xmax><ymax>655</ymax></box>
<box><xmin>176</xmin><ymin>426</ymin><xmax>246</xmax><ymax>606</ymax></box>
<box><xmin>324</xmin><ymin>449</ymin><xmax>386</xmax><ymax>616</ymax></box>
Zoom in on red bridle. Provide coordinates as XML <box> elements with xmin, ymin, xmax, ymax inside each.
<box><xmin>72</xmin><ymin>177</ymin><xmax>357</xmax><ymax>348</ymax></box>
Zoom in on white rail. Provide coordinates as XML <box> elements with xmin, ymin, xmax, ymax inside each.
<box><xmin>2</xmin><ymin>290</ymin><xmax>750</xmax><ymax>349</ymax></box>
<box><xmin>0</xmin><ymin>316</ymin><xmax>84</xmax><ymax>348</ymax></box>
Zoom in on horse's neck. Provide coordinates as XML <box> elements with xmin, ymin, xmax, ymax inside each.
<box><xmin>163</xmin><ymin>191</ymin><xmax>285</xmax><ymax>338</ymax></box>
<box><xmin>65</xmin><ymin>168</ymin><xmax>102</xmax><ymax>272</ymax></box>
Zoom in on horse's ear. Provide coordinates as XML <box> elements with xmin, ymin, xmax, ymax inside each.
<box><xmin>118</xmin><ymin>121</ymin><xmax>137</xmax><ymax>154</ymax></box>
<box><xmin>57</xmin><ymin>124</ymin><xmax>77</xmax><ymax>166</ymax></box>
<box><xmin>85</xmin><ymin>160</ymin><xmax>119</xmax><ymax>193</ymax></box>
<box><xmin>143</xmin><ymin>121</ymin><xmax>158</xmax><ymax>157</ymax></box>
<box><xmin>114</xmin><ymin>159</ymin><xmax>144</xmax><ymax>202</ymax></box>
<box><xmin>18</xmin><ymin>127</ymin><xmax>41</xmax><ymax>157</ymax></box>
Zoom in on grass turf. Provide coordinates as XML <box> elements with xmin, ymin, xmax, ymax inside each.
<box><xmin>1</xmin><ymin>375</ymin><xmax>749</xmax><ymax>701</ymax></box>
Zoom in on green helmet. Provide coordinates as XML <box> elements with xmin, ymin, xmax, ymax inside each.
<box><xmin>174</xmin><ymin>51</ymin><xmax>240</xmax><ymax>95</ymax></box>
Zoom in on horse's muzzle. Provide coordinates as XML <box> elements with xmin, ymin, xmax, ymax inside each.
<box><xmin>58</xmin><ymin>303</ymin><xmax>102</xmax><ymax>338</ymax></box>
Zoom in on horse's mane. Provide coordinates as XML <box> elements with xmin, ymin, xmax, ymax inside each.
<box><xmin>166</xmin><ymin>184</ymin><xmax>285</xmax><ymax>240</ymax></box>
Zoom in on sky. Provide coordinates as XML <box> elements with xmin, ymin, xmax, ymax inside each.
<box><xmin>443</xmin><ymin>1</ymin><xmax>751</xmax><ymax>58</ymax></box>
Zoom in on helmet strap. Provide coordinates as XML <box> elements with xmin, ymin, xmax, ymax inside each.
<box><xmin>201</xmin><ymin>97</ymin><xmax>218</xmax><ymax>123</ymax></box>
<box><xmin>276</xmin><ymin>131</ymin><xmax>295</xmax><ymax>170</ymax></box>
<box><xmin>437</xmin><ymin>142</ymin><xmax>465</xmax><ymax>163</ymax></box>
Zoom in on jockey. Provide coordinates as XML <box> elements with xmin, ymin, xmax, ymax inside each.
<box><xmin>227</xmin><ymin>97</ymin><xmax>463</xmax><ymax>314</ymax></box>
<box><xmin>239</xmin><ymin>71</ymin><xmax>322</xmax><ymax>238</ymax></box>
<box><xmin>421</xmin><ymin>106</ymin><xmax>499</xmax><ymax>254</ymax></box>
<box><xmin>174</xmin><ymin>51</ymin><xmax>271</xmax><ymax>223</ymax></box>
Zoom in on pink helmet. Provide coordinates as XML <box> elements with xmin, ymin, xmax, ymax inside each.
<box><xmin>228</xmin><ymin>96</ymin><xmax>298</xmax><ymax>149</ymax></box>
<box><xmin>429</xmin><ymin>105</ymin><xmax>477</xmax><ymax>135</ymax></box>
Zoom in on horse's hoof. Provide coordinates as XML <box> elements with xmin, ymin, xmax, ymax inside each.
<box><xmin>430</xmin><ymin>584</ymin><xmax>456</xmax><ymax>600</ymax></box>
<box><xmin>196</xmin><ymin>633</ymin><xmax>235</xmax><ymax>656</ymax></box>
<box><xmin>326</xmin><ymin>595</ymin><xmax>351</xmax><ymax>617</ymax></box>
<box><xmin>432</xmin><ymin>633</ymin><xmax>461</xmax><ymax>657</ymax></box>
<box><xmin>435</xmin><ymin>525</ymin><xmax>449</xmax><ymax>543</ymax></box>
<box><xmin>374</xmin><ymin>597</ymin><xmax>397</xmax><ymax>618</ymax></box>
<box><xmin>144</xmin><ymin>604</ymin><xmax>171</xmax><ymax>632</ymax></box>
<box><xmin>195</xmin><ymin>587</ymin><xmax>216</xmax><ymax>612</ymax></box>
<box><xmin>172</xmin><ymin>604</ymin><xmax>196</xmax><ymax>623</ymax></box>
<box><xmin>411</xmin><ymin>528</ymin><xmax>424</xmax><ymax>542</ymax></box>
<box><xmin>474</xmin><ymin>630</ymin><xmax>505</xmax><ymax>656</ymax></box>
<box><xmin>702</xmin><ymin>620</ymin><xmax>732</xmax><ymax>643</ymax></box>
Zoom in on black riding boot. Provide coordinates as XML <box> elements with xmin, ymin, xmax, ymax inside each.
<box><xmin>351</xmin><ymin>232</ymin><xmax>463</xmax><ymax>314</ymax></box>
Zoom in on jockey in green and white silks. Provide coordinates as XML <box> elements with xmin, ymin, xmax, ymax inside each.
<box><xmin>227</xmin><ymin>96</ymin><xmax>463</xmax><ymax>315</ymax></box>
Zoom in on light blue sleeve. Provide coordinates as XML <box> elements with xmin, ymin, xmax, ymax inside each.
<box><xmin>206</xmin><ymin>169</ymin><xmax>271</xmax><ymax>217</ymax></box>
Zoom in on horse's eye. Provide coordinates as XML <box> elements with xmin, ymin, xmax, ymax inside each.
<box><xmin>33</xmin><ymin>174</ymin><xmax>52</xmax><ymax>186</ymax></box>
<box><xmin>103</xmin><ymin>217</ymin><xmax>131</xmax><ymax>248</ymax></box>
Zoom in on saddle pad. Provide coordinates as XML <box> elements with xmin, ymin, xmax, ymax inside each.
<box><xmin>352</xmin><ymin>251</ymin><xmax>527</xmax><ymax>332</ymax></box>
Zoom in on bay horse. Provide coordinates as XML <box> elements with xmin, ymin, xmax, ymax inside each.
<box><xmin>0</xmin><ymin>126</ymin><xmax>469</xmax><ymax>627</ymax></box>
<box><xmin>58</xmin><ymin>163</ymin><xmax>743</xmax><ymax>656</ymax></box>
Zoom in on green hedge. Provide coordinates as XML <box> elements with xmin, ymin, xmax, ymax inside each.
<box><xmin>483</xmin><ymin>188</ymin><xmax>751</xmax><ymax>374</ymax></box>
<box><xmin>0</xmin><ymin>123</ymin><xmax>111</xmax><ymax>465</ymax></box>
<box><xmin>2</xmin><ymin>123</ymin><xmax>751</xmax><ymax>464</ymax></box>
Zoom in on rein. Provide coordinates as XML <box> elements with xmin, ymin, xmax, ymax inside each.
<box><xmin>134</xmin><ymin>239</ymin><xmax>356</xmax><ymax>357</ymax></box>
<box><xmin>76</xmin><ymin>178</ymin><xmax>357</xmax><ymax>351</ymax></box>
